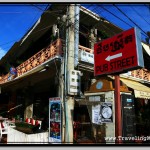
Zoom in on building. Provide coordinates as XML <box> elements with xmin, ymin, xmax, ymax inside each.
<box><xmin>0</xmin><ymin>4</ymin><xmax>150</xmax><ymax>144</ymax></box>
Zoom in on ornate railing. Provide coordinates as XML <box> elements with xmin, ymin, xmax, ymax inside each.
<box><xmin>79</xmin><ymin>45</ymin><xmax>94</xmax><ymax>53</ymax></box>
<box><xmin>131</xmin><ymin>68</ymin><xmax>150</xmax><ymax>82</ymax></box>
<box><xmin>2</xmin><ymin>39</ymin><xmax>150</xmax><ymax>84</ymax></box>
<box><xmin>0</xmin><ymin>38</ymin><xmax>63</xmax><ymax>84</ymax></box>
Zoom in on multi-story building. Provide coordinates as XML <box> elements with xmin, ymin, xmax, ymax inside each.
<box><xmin>0</xmin><ymin>4</ymin><xmax>150</xmax><ymax>144</ymax></box>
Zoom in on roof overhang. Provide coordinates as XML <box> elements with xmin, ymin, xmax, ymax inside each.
<box><xmin>142</xmin><ymin>42</ymin><xmax>150</xmax><ymax>56</ymax></box>
<box><xmin>0</xmin><ymin>56</ymin><xmax>61</xmax><ymax>89</ymax></box>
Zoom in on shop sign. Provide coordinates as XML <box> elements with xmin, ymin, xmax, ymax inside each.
<box><xmin>49</xmin><ymin>97</ymin><xmax>61</xmax><ymax>143</ymax></box>
<box><xmin>134</xmin><ymin>90</ymin><xmax>150</xmax><ymax>99</ymax></box>
<box><xmin>101</xmin><ymin>102</ymin><xmax>113</xmax><ymax>123</ymax></box>
<box><xmin>94</xmin><ymin>27</ymin><xmax>144</xmax><ymax>76</ymax></box>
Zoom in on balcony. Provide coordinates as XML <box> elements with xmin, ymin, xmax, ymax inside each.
<box><xmin>1</xmin><ymin>38</ymin><xmax>150</xmax><ymax>85</ymax></box>
<box><xmin>0</xmin><ymin>38</ymin><xmax>63</xmax><ymax>84</ymax></box>
<box><xmin>131</xmin><ymin>69</ymin><xmax>150</xmax><ymax>83</ymax></box>
<box><xmin>0</xmin><ymin>39</ymin><xmax>95</xmax><ymax>85</ymax></box>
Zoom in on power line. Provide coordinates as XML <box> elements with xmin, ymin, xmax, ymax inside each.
<box><xmin>0</xmin><ymin>4</ymin><xmax>50</xmax><ymax>49</ymax></box>
<box><xmin>68</xmin><ymin>4</ymin><xmax>118</xmax><ymax>37</ymax></box>
<box><xmin>70</xmin><ymin>4</ymin><xmax>147</xmax><ymax>46</ymax></box>
<box><xmin>1</xmin><ymin>4</ymin><xmax>148</xmax><ymax>53</ymax></box>
<box><xmin>30</xmin><ymin>4</ymin><xmax>48</xmax><ymax>12</ymax></box>
<box><xmin>0</xmin><ymin>5</ymin><xmax>109</xmax><ymax>50</ymax></box>
<box><xmin>131</xmin><ymin>6</ymin><xmax>150</xmax><ymax>26</ymax></box>
<box><xmin>31</xmin><ymin>4</ymin><xmax>64</xmax><ymax>14</ymax></box>
<box><xmin>0</xmin><ymin>39</ymin><xmax>18</xmax><ymax>47</ymax></box>
<box><xmin>113</xmin><ymin>4</ymin><xmax>149</xmax><ymax>38</ymax></box>
<box><xmin>94</xmin><ymin>4</ymin><xmax>147</xmax><ymax>39</ymax></box>
<box><xmin>98</xmin><ymin>5</ymin><xmax>132</xmax><ymax>28</ymax></box>
<box><xmin>82</xmin><ymin>5</ymin><xmax>123</xmax><ymax>37</ymax></box>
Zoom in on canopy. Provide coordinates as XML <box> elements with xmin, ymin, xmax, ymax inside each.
<box><xmin>120</xmin><ymin>78</ymin><xmax>150</xmax><ymax>99</ymax></box>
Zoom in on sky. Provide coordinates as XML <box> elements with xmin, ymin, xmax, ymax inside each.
<box><xmin>0</xmin><ymin>3</ymin><xmax>150</xmax><ymax>60</ymax></box>
<box><xmin>83</xmin><ymin>4</ymin><xmax>150</xmax><ymax>40</ymax></box>
<box><xmin>0</xmin><ymin>4</ymin><xmax>48</xmax><ymax>59</ymax></box>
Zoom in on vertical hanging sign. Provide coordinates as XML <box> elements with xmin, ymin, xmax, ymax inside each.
<box><xmin>49</xmin><ymin>97</ymin><xmax>62</xmax><ymax>143</ymax></box>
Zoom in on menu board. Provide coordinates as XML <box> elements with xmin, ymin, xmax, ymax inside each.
<box><xmin>49</xmin><ymin>97</ymin><xmax>61</xmax><ymax>143</ymax></box>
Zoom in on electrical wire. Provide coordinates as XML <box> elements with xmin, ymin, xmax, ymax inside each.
<box><xmin>90</xmin><ymin>4</ymin><xmax>148</xmax><ymax>40</ymax></box>
<box><xmin>113</xmin><ymin>4</ymin><xmax>149</xmax><ymax>38</ymax></box>
<box><xmin>1</xmin><ymin>4</ymin><xmax>149</xmax><ymax>57</ymax></box>
<box><xmin>0</xmin><ymin>4</ymin><xmax>49</xmax><ymax>49</ymax></box>
<box><xmin>30</xmin><ymin>4</ymin><xmax>49</xmax><ymax>12</ymax></box>
<box><xmin>0</xmin><ymin>40</ymin><xmax>18</xmax><ymax>47</ymax></box>
<box><xmin>98</xmin><ymin>5</ymin><xmax>132</xmax><ymax>28</ymax></box>
<box><xmin>131</xmin><ymin>6</ymin><xmax>150</xmax><ymax>26</ymax></box>
<box><xmin>0</xmin><ymin>4</ymin><xmax>149</xmax><ymax>49</ymax></box>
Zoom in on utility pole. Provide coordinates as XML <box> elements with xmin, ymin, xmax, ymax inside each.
<box><xmin>64</xmin><ymin>4</ymin><xmax>75</xmax><ymax>143</ymax></box>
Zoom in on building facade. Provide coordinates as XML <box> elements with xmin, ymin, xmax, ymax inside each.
<box><xmin>0</xmin><ymin>4</ymin><xmax>150</xmax><ymax>144</ymax></box>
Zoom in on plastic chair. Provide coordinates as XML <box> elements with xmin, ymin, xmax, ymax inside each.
<box><xmin>0</xmin><ymin>121</ymin><xmax>8</xmax><ymax>141</ymax></box>
<box><xmin>6</xmin><ymin>120</ymin><xmax>16</xmax><ymax>128</ymax></box>
<box><xmin>35</xmin><ymin>120</ymin><xmax>42</xmax><ymax>129</ymax></box>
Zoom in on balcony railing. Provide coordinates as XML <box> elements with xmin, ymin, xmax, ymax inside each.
<box><xmin>79</xmin><ymin>45</ymin><xmax>94</xmax><ymax>53</ymax></box>
<box><xmin>0</xmin><ymin>38</ymin><xmax>63</xmax><ymax>84</ymax></box>
<box><xmin>131</xmin><ymin>68</ymin><xmax>150</xmax><ymax>82</ymax></box>
<box><xmin>1</xmin><ymin>39</ymin><xmax>150</xmax><ymax>85</ymax></box>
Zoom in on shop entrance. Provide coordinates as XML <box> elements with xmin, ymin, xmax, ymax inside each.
<box><xmin>73</xmin><ymin>98</ymin><xmax>106</xmax><ymax>144</ymax></box>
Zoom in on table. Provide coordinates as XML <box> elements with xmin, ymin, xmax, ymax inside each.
<box><xmin>7</xmin><ymin>127</ymin><xmax>49</xmax><ymax>144</ymax></box>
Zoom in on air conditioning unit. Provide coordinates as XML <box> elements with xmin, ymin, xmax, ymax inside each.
<box><xmin>78</xmin><ymin>50</ymin><xmax>94</xmax><ymax>64</ymax></box>
<box><xmin>67</xmin><ymin>70</ymin><xmax>81</xmax><ymax>95</ymax></box>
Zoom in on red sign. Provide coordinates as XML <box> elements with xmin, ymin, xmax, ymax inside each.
<box><xmin>94</xmin><ymin>27</ymin><xmax>144</xmax><ymax>76</ymax></box>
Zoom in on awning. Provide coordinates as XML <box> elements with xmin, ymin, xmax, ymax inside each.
<box><xmin>120</xmin><ymin>78</ymin><xmax>150</xmax><ymax>99</ymax></box>
<box><xmin>142</xmin><ymin>42</ymin><xmax>150</xmax><ymax>56</ymax></box>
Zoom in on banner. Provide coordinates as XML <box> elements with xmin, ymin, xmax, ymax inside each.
<box><xmin>49</xmin><ymin>97</ymin><xmax>61</xmax><ymax>143</ymax></box>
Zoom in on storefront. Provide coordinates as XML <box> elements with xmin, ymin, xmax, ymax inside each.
<box><xmin>120</xmin><ymin>77</ymin><xmax>150</xmax><ymax>140</ymax></box>
<box><xmin>73</xmin><ymin>76</ymin><xmax>132</xmax><ymax>144</ymax></box>
<box><xmin>0</xmin><ymin>57</ymin><xmax>61</xmax><ymax>143</ymax></box>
